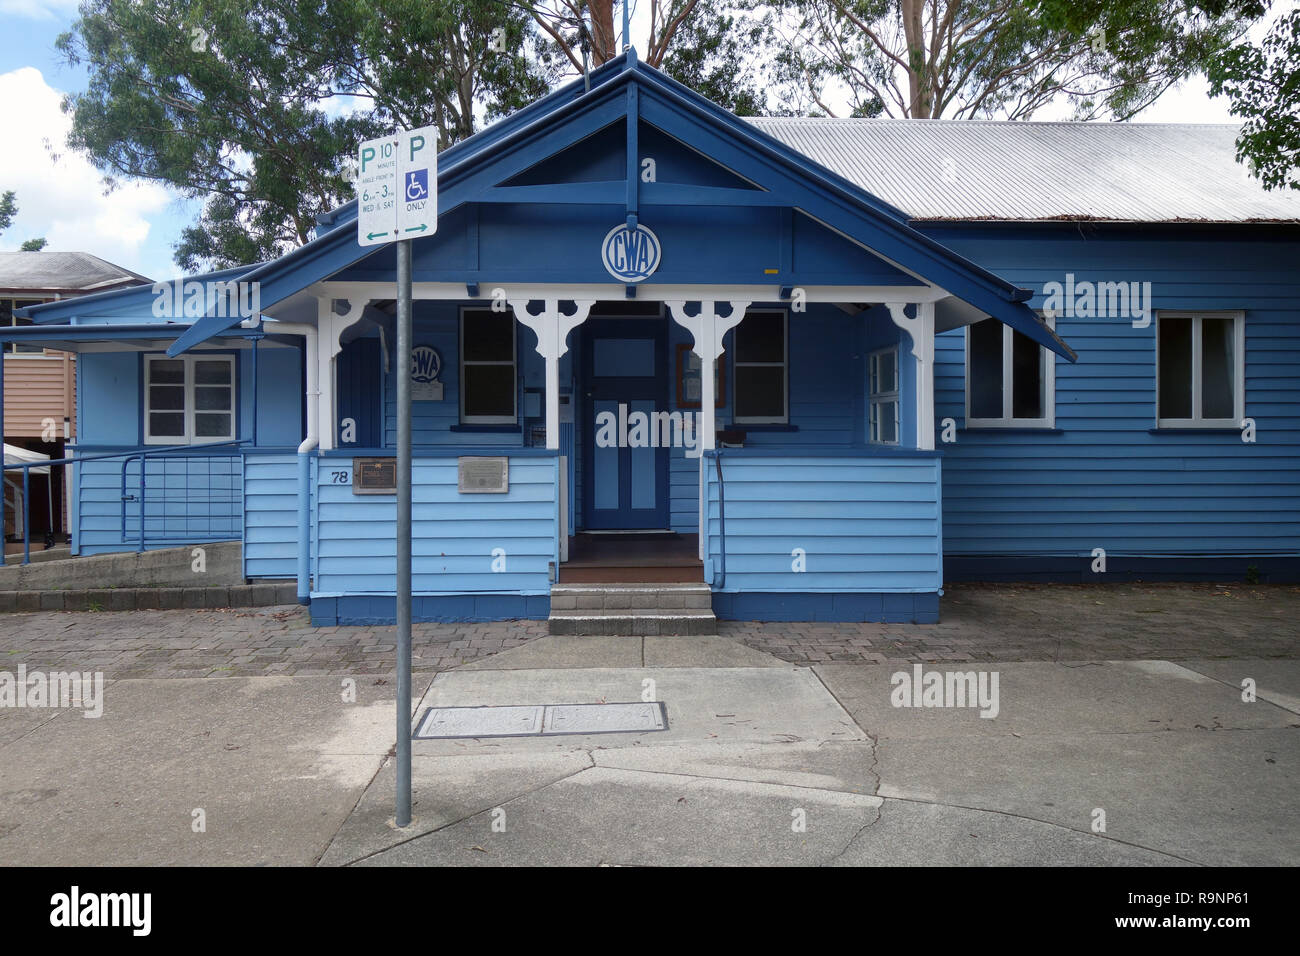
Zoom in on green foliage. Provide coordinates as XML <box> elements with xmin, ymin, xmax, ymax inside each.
<box><xmin>1208</xmin><ymin>7</ymin><xmax>1300</xmax><ymax>191</ymax></box>
<box><xmin>60</xmin><ymin>0</ymin><xmax>557</xmax><ymax>271</ymax></box>
<box><xmin>19</xmin><ymin>238</ymin><xmax>48</xmax><ymax>251</ymax></box>
<box><xmin>0</xmin><ymin>191</ymin><xmax>15</xmax><ymax>234</ymax></box>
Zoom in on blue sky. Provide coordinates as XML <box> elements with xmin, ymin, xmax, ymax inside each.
<box><xmin>0</xmin><ymin>0</ymin><xmax>1265</xmax><ymax>284</ymax></box>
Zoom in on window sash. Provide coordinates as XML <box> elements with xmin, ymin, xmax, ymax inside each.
<box><xmin>869</xmin><ymin>348</ymin><xmax>900</xmax><ymax>444</ymax></box>
<box><xmin>965</xmin><ymin>317</ymin><xmax>1055</xmax><ymax>428</ymax></box>
<box><xmin>733</xmin><ymin>310</ymin><xmax>789</xmax><ymax>424</ymax></box>
<box><xmin>144</xmin><ymin>354</ymin><xmax>236</xmax><ymax>444</ymax></box>
<box><xmin>460</xmin><ymin>308</ymin><xmax>518</xmax><ymax>424</ymax></box>
<box><xmin>1156</xmin><ymin>312</ymin><xmax>1244</xmax><ymax>428</ymax></box>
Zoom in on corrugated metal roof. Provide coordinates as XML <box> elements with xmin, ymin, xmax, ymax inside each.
<box><xmin>0</xmin><ymin>251</ymin><xmax>150</xmax><ymax>292</ymax></box>
<box><xmin>747</xmin><ymin>118</ymin><xmax>1300</xmax><ymax>223</ymax></box>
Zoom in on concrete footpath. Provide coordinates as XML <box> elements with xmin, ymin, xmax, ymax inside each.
<box><xmin>1</xmin><ymin>625</ymin><xmax>1295</xmax><ymax>866</ymax></box>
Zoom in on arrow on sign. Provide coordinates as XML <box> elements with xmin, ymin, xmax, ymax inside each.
<box><xmin>404</xmin><ymin>224</ymin><xmax>428</xmax><ymax>233</ymax></box>
<box><xmin>367</xmin><ymin>231</ymin><xmax>389</xmax><ymax>240</ymax></box>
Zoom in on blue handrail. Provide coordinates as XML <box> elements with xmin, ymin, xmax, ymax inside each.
<box><xmin>3</xmin><ymin>439</ymin><xmax>248</xmax><ymax>565</ymax></box>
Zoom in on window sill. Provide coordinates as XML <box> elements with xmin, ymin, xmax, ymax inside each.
<box><xmin>1148</xmin><ymin>426</ymin><xmax>1242</xmax><ymax>434</ymax></box>
<box><xmin>449</xmin><ymin>424</ymin><xmax>521</xmax><ymax>433</ymax></box>
<box><xmin>960</xmin><ymin>427</ymin><xmax>1063</xmax><ymax>435</ymax></box>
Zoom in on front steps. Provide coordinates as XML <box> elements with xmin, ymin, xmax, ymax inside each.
<box><xmin>548</xmin><ymin>583</ymin><xmax>716</xmax><ymax>635</ymax></box>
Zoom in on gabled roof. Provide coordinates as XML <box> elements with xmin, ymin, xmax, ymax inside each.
<box><xmin>0</xmin><ymin>250</ymin><xmax>151</xmax><ymax>294</ymax></box>
<box><xmin>23</xmin><ymin>51</ymin><xmax>1075</xmax><ymax>361</ymax></box>
<box><xmin>750</xmin><ymin>118</ymin><xmax>1300</xmax><ymax>223</ymax></box>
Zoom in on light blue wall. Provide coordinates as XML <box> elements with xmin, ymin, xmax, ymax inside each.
<box><xmin>313</xmin><ymin>453</ymin><xmax>559</xmax><ymax>596</ymax></box>
<box><xmin>243</xmin><ymin>453</ymin><xmax>301</xmax><ymax>578</ymax></box>
<box><xmin>72</xmin><ymin>342</ymin><xmax>302</xmax><ymax>556</ymax></box>
<box><xmin>927</xmin><ymin>226</ymin><xmax>1300</xmax><ymax>558</ymax></box>
<box><xmin>704</xmin><ymin>451</ymin><xmax>943</xmax><ymax>593</ymax></box>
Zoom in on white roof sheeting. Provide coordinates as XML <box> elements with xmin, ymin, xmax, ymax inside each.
<box><xmin>747</xmin><ymin>118</ymin><xmax>1300</xmax><ymax>223</ymax></box>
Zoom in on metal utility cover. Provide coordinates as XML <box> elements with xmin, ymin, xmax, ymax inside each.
<box><xmin>543</xmin><ymin>702</ymin><xmax>668</xmax><ymax>736</ymax></box>
<box><xmin>415</xmin><ymin>705</ymin><xmax>544</xmax><ymax>739</ymax></box>
<box><xmin>413</xmin><ymin>702</ymin><xmax>669</xmax><ymax>739</ymax></box>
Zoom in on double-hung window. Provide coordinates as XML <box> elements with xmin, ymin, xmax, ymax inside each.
<box><xmin>460</xmin><ymin>308</ymin><xmax>517</xmax><ymax>425</ymax></box>
<box><xmin>733</xmin><ymin>310</ymin><xmax>788</xmax><ymax>424</ymax></box>
<box><xmin>144</xmin><ymin>354</ymin><xmax>236</xmax><ymax>444</ymax></box>
<box><xmin>869</xmin><ymin>347</ymin><xmax>900</xmax><ymax>444</ymax></box>
<box><xmin>1156</xmin><ymin>311</ymin><xmax>1244</xmax><ymax>427</ymax></box>
<box><xmin>966</xmin><ymin>315</ymin><xmax>1055</xmax><ymax>428</ymax></box>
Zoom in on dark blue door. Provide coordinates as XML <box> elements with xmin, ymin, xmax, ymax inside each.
<box><xmin>582</xmin><ymin>319</ymin><xmax>669</xmax><ymax>529</ymax></box>
<box><xmin>336</xmin><ymin>336</ymin><xmax>381</xmax><ymax>448</ymax></box>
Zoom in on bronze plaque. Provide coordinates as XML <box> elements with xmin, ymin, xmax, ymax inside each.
<box><xmin>353</xmin><ymin>457</ymin><xmax>396</xmax><ymax>494</ymax></box>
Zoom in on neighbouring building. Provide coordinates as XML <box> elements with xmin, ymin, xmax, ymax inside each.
<box><xmin>7</xmin><ymin>52</ymin><xmax>1299</xmax><ymax>625</ymax></box>
<box><xmin>1</xmin><ymin>250</ymin><xmax>149</xmax><ymax>544</ymax></box>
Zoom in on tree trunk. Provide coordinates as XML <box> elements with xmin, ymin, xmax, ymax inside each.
<box><xmin>589</xmin><ymin>0</ymin><xmax>618</xmax><ymax>65</ymax></box>
<box><xmin>901</xmin><ymin>0</ymin><xmax>930</xmax><ymax>118</ymax></box>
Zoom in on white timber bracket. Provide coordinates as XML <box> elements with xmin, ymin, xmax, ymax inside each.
<box><xmin>885</xmin><ymin>301</ymin><xmax>936</xmax><ymax>451</ymax></box>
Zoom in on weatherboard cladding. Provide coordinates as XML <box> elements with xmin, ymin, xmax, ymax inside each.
<box><xmin>930</xmin><ymin>227</ymin><xmax>1300</xmax><ymax>558</ymax></box>
<box><xmin>312</xmin><ymin>456</ymin><xmax>558</xmax><ymax>597</ymax></box>
<box><xmin>705</xmin><ymin>454</ymin><xmax>943</xmax><ymax>593</ymax></box>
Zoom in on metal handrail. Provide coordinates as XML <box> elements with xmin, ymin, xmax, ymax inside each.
<box><xmin>3</xmin><ymin>439</ymin><xmax>248</xmax><ymax>565</ymax></box>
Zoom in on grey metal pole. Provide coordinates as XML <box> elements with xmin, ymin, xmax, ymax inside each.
<box><xmin>395</xmin><ymin>237</ymin><xmax>413</xmax><ymax>828</ymax></box>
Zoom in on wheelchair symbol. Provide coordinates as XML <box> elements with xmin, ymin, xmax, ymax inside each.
<box><xmin>405</xmin><ymin>169</ymin><xmax>428</xmax><ymax>202</ymax></box>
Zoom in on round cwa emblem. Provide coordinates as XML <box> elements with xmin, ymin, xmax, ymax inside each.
<box><xmin>601</xmin><ymin>223</ymin><xmax>661</xmax><ymax>283</ymax></box>
<box><xmin>411</xmin><ymin>345</ymin><xmax>441</xmax><ymax>384</ymax></box>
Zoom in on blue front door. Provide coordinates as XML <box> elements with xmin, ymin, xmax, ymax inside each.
<box><xmin>582</xmin><ymin>319</ymin><xmax>670</xmax><ymax>529</ymax></box>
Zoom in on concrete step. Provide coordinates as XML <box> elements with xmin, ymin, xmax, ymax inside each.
<box><xmin>550</xmin><ymin>583</ymin><xmax>713</xmax><ymax>611</ymax></box>
<box><xmin>0</xmin><ymin>581</ymin><xmax>298</xmax><ymax>613</ymax></box>
<box><xmin>547</xmin><ymin>608</ymin><xmax>716</xmax><ymax>636</ymax></box>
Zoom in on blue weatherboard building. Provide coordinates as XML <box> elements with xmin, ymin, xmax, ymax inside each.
<box><xmin>6</xmin><ymin>51</ymin><xmax>1299</xmax><ymax>626</ymax></box>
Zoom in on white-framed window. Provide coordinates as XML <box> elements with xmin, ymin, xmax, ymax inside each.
<box><xmin>460</xmin><ymin>307</ymin><xmax>517</xmax><ymax>424</ymax></box>
<box><xmin>965</xmin><ymin>314</ymin><xmax>1056</xmax><ymax>428</ymax></box>
<box><xmin>144</xmin><ymin>354</ymin><xmax>236</xmax><ymax>444</ymax></box>
<box><xmin>869</xmin><ymin>347</ymin><xmax>900</xmax><ymax>445</ymax></box>
<box><xmin>733</xmin><ymin>309</ymin><xmax>788</xmax><ymax>424</ymax></box>
<box><xmin>1156</xmin><ymin>311</ymin><xmax>1244</xmax><ymax>428</ymax></box>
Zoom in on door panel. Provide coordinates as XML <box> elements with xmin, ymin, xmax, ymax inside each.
<box><xmin>582</xmin><ymin>319</ymin><xmax>668</xmax><ymax>529</ymax></box>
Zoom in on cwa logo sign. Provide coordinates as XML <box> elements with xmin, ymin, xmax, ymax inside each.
<box><xmin>601</xmin><ymin>223</ymin><xmax>661</xmax><ymax>282</ymax></box>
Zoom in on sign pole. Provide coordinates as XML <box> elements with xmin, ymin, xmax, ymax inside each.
<box><xmin>395</xmin><ymin>236</ymin><xmax>413</xmax><ymax>828</ymax></box>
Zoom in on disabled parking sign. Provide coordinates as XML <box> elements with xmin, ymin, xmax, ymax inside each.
<box><xmin>356</xmin><ymin>124</ymin><xmax>437</xmax><ymax>246</ymax></box>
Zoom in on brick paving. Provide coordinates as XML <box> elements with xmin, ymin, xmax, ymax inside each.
<box><xmin>0</xmin><ymin>582</ymin><xmax>1294</xmax><ymax>678</ymax></box>
<box><xmin>721</xmin><ymin>581</ymin><xmax>1300</xmax><ymax>664</ymax></box>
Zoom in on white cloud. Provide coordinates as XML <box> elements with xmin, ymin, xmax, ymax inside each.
<box><xmin>0</xmin><ymin>0</ymin><xmax>79</xmax><ymax>20</ymax></box>
<box><xmin>0</xmin><ymin>66</ymin><xmax>182</xmax><ymax>277</ymax></box>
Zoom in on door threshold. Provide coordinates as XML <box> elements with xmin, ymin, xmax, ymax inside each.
<box><xmin>581</xmin><ymin>529</ymin><xmax>675</xmax><ymax>535</ymax></box>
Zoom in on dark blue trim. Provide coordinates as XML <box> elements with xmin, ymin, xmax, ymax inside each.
<box><xmin>713</xmin><ymin>591</ymin><xmax>940</xmax><ymax>624</ymax></box>
<box><xmin>1147</xmin><ymin>427</ymin><xmax>1244</xmax><ymax>435</ymax></box>
<box><xmin>960</xmin><ymin>427</ymin><xmax>1065</xmax><ymax>436</ymax></box>
<box><xmin>311</xmin><ymin>593</ymin><xmax>550</xmax><ymax>625</ymax></box>
<box><xmin>449</xmin><ymin>424</ymin><xmax>523</xmax><ymax>433</ymax></box>
<box><xmin>705</xmin><ymin>446</ymin><xmax>942</xmax><ymax>459</ymax></box>
<box><xmin>725</xmin><ymin>423</ymin><xmax>799</xmax><ymax>432</ymax></box>
<box><xmin>945</xmin><ymin>555</ymin><xmax>1300</xmax><ymax>584</ymax></box>
<box><xmin>319</xmin><ymin>446</ymin><xmax>559</xmax><ymax>458</ymax></box>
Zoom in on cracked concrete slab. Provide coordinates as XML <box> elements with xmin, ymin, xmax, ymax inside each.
<box><xmin>814</xmin><ymin>660</ymin><xmax>1298</xmax><ymax>738</ymax></box>
<box><xmin>875</xmin><ymin>728</ymin><xmax>1297</xmax><ymax>866</ymax></box>
<box><xmin>833</xmin><ymin>799</ymin><xmax>1186</xmax><ymax>866</ymax></box>
<box><xmin>355</xmin><ymin>765</ymin><xmax>883</xmax><ymax>866</ymax></box>
<box><xmin>410</xmin><ymin>666</ymin><xmax>864</xmax><ymax>757</ymax></box>
<box><xmin>1179</xmin><ymin>659</ymin><xmax>1300</xmax><ymax>715</ymax></box>
<box><xmin>319</xmin><ymin>751</ymin><xmax>594</xmax><ymax>865</ymax></box>
<box><xmin>0</xmin><ymin>676</ymin><xmax>402</xmax><ymax>865</ymax></box>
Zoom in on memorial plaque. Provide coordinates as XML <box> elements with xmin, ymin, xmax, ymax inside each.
<box><xmin>352</xmin><ymin>457</ymin><xmax>397</xmax><ymax>494</ymax></box>
<box><xmin>414</xmin><ymin>705</ymin><xmax>544</xmax><ymax>739</ymax></box>
<box><xmin>458</xmin><ymin>456</ymin><xmax>509</xmax><ymax>493</ymax></box>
